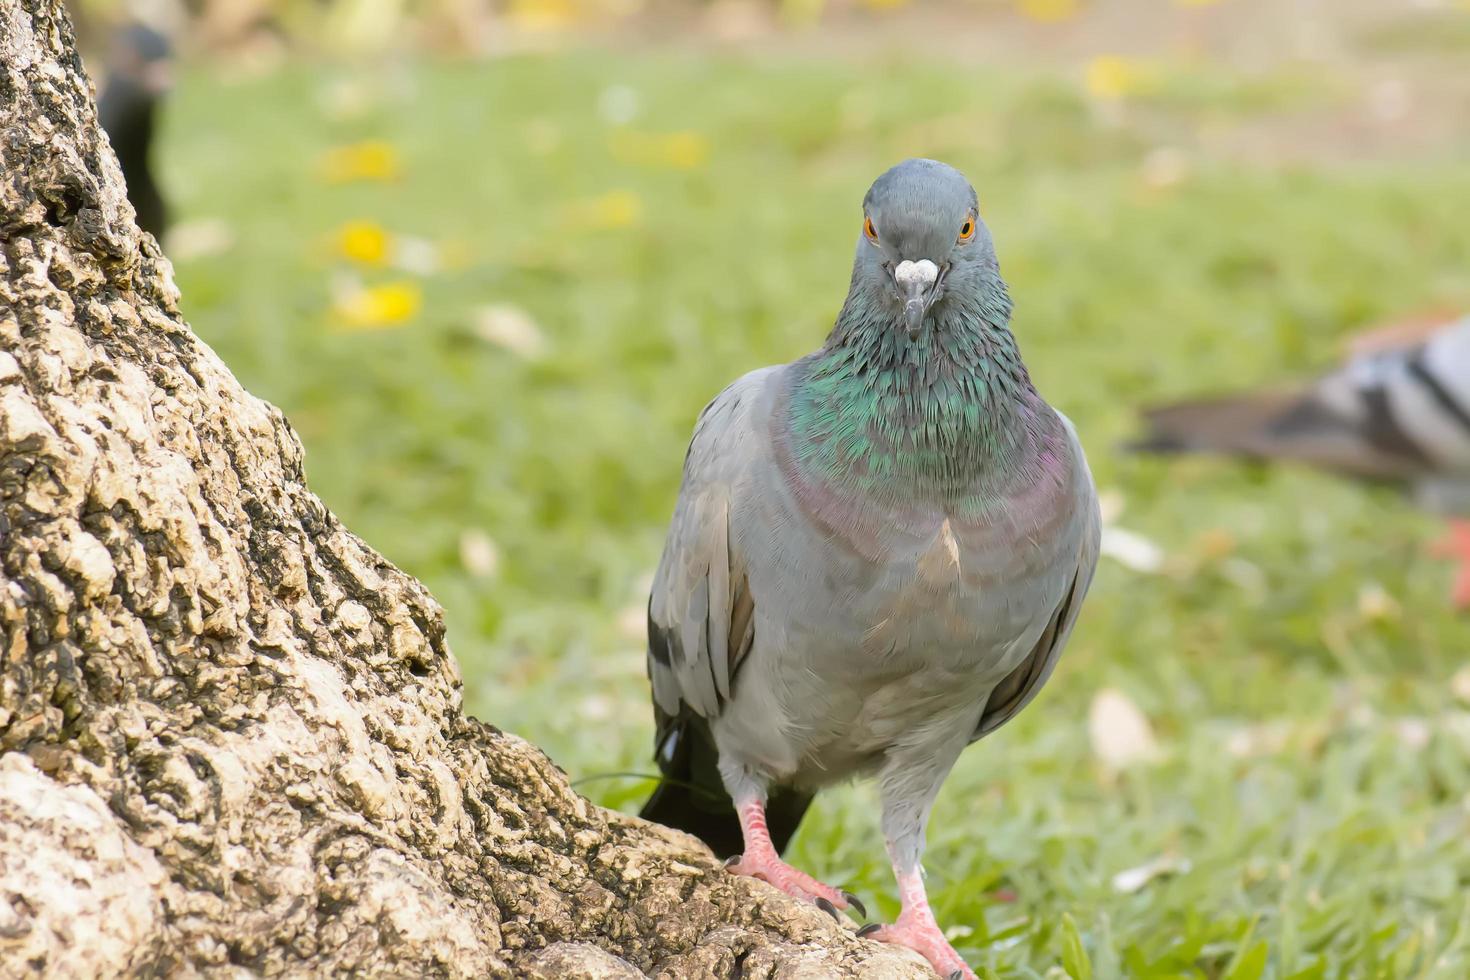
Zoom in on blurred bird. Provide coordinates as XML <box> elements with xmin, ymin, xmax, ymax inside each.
<box><xmin>640</xmin><ymin>159</ymin><xmax>1100</xmax><ymax>980</ymax></box>
<box><xmin>1131</xmin><ymin>311</ymin><xmax>1470</xmax><ymax>608</ymax></box>
<box><xmin>98</xmin><ymin>23</ymin><xmax>173</xmax><ymax>239</ymax></box>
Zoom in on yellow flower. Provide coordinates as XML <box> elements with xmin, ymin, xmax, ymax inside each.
<box><xmin>660</xmin><ymin>131</ymin><xmax>710</xmax><ymax>170</ymax></box>
<box><xmin>318</xmin><ymin>140</ymin><xmax>402</xmax><ymax>184</ymax></box>
<box><xmin>332</xmin><ymin>280</ymin><xmax>421</xmax><ymax>331</ymax></box>
<box><xmin>1084</xmin><ymin>55</ymin><xmax>1155</xmax><ymax>101</ymax></box>
<box><xmin>609</xmin><ymin>131</ymin><xmax>710</xmax><ymax>171</ymax></box>
<box><xmin>1017</xmin><ymin>0</ymin><xmax>1079</xmax><ymax>22</ymax></box>
<box><xmin>508</xmin><ymin>0</ymin><xmax>578</xmax><ymax>31</ymax></box>
<box><xmin>583</xmin><ymin>190</ymin><xmax>643</xmax><ymax>230</ymax></box>
<box><xmin>334</xmin><ymin>220</ymin><xmax>392</xmax><ymax>266</ymax></box>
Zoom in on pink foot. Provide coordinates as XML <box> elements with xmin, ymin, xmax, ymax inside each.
<box><xmin>725</xmin><ymin>798</ymin><xmax>864</xmax><ymax>918</ymax></box>
<box><xmin>859</xmin><ymin>912</ymin><xmax>976</xmax><ymax>980</ymax></box>
<box><xmin>858</xmin><ymin>866</ymin><xmax>976</xmax><ymax>979</ymax></box>
<box><xmin>1430</xmin><ymin>520</ymin><xmax>1470</xmax><ymax>611</ymax></box>
<box><xmin>725</xmin><ymin>850</ymin><xmax>859</xmax><ymax>913</ymax></box>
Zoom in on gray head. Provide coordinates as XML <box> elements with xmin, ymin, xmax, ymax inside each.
<box><xmin>852</xmin><ymin>159</ymin><xmax>1000</xmax><ymax>339</ymax></box>
<box><xmin>111</xmin><ymin>23</ymin><xmax>174</xmax><ymax>96</ymax></box>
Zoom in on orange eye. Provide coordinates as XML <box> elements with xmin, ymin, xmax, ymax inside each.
<box><xmin>958</xmin><ymin>217</ymin><xmax>976</xmax><ymax>243</ymax></box>
<box><xmin>864</xmin><ymin>216</ymin><xmax>878</xmax><ymax>242</ymax></box>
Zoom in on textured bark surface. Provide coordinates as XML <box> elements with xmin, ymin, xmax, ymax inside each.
<box><xmin>0</xmin><ymin>5</ymin><xmax>933</xmax><ymax>978</ymax></box>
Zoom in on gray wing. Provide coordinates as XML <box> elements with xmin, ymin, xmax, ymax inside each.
<box><xmin>1133</xmin><ymin>315</ymin><xmax>1470</xmax><ymax>489</ymax></box>
<box><xmin>647</xmin><ymin>367</ymin><xmax>777</xmax><ymax>729</ymax></box>
<box><xmin>975</xmin><ymin>415</ymin><xmax>1101</xmax><ymax>741</ymax></box>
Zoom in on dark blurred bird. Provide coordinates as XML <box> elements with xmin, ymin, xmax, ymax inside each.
<box><xmin>639</xmin><ymin>159</ymin><xmax>1100</xmax><ymax>980</ymax></box>
<box><xmin>1132</xmin><ymin>311</ymin><xmax>1470</xmax><ymax>607</ymax></box>
<box><xmin>97</xmin><ymin>23</ymin><xmax>173</xmax><ymax>239</ymax></box>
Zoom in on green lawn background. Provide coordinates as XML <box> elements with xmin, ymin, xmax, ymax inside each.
<box><xmin>164</xmin><ymin>44</ymin><xmax>1470</xmax><ymax>978</ymax></box>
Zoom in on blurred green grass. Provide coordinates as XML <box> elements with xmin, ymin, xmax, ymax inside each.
<box><xmin>166</xmin><ymin>49</ymin><xmax>1470</xmax><ymax>979</ymax></box>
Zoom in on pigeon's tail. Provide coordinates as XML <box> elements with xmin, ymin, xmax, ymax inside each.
<box><xmin>1127</xmin><ymin>389</ymin><xmax>1308</xmax><ymax>459</ymax></box>
<box><xmin>639</xmin><ymin>714</ymin><xmax>812</xmax><ymax>860</ymax></box>
<box><xmin>1128</xmin><ymin>382</ymin><xmax>1437</xmax><ymax>484</ymax></box>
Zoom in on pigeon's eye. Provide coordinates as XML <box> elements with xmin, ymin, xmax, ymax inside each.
<box><xmin>958</xmin><ymin>216</ymin><xmax>976</xmax><ymax>244</ymax></box>
<box><xmin>864</xmin><ymin>216</ymin><xmax>879</xmax><ymax>243</ymax></box>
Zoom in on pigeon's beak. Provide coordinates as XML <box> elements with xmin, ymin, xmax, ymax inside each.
<box><xmin>893</xmin><ymin>259</ymin><xmax>943</xmax><ymax>340</ymax></box>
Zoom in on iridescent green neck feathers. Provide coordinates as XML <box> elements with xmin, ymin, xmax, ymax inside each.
<box><xmin>786</xmin><ymin>265</ymin><xmax>1048</xmax><ymax>502</ymax></box>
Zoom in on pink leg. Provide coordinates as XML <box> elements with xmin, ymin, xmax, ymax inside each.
<box><xmin>858</xmin><ymin>866</ymin><xmax>976</xmax><ymax>980</ymax></box>
<box><xmin>725</xmin><ymin>798</ymin><xmax>861</xmax><ymax>917</ymax></box>
<box><xmin>1430</xmin><ymin>520</ymin><xmax>1470</xmax><ymax>611</ymax></box>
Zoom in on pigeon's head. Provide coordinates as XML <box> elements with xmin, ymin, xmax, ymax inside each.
<box><xmin>111</xmin><ymin>23</ymin><xmax>174</xmax><ymax>97</ymax></box>
<box><xmin>854</xmin><ymin>158</ymin><xmax>997</xmax><ymax>340</ymax></box>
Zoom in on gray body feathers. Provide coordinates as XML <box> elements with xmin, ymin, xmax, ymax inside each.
<box><xmin>644</xmin><ymin>362</ymin><xmax>1099</xmax><ymax>861</ymax></box>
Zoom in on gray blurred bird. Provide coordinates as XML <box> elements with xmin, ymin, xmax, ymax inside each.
<box><xmin>1132</xmin><ymin>310</ymin><xmax>1470</xmax><ymax>608</ymax></box>
<box><xmin>639</xmin><ymin>159</ymin><xmax>1100</xmax><ymax>980</ymax></box>
<box><xmin>98</xmin><ymin>23</ymin><xmax>173</xmax><ymax>239</ymax></box>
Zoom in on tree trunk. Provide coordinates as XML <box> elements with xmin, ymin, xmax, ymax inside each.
<box><xmin>0</xmin><ymin>4</ymin><xmax>930</xmax><ymax>978</ymax></box>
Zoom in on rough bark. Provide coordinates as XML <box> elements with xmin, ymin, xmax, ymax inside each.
<box><xmin>0</xmin><ymin>5</ymin><xmax>932</xmax><ymax>978</ymax></box>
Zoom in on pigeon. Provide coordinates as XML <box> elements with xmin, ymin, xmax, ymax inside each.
<box><xmin>1131</xmin><ymin>311</ymin><xmax>1470</xmax><ymax>607</ymax></box>
<box><xmin>639</xmin><ymin>159</ymin><xmax>1101</xmax><ymax>980</ymax></box>
<box><xmin>97</xmin><ymin>23</ymin><xmax>173</xmax><ymax>239</ymax></box>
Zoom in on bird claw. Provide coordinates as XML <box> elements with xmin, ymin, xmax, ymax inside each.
<box><xmin>857</xmin><ymin>916</ymin><xmax>976</xmax><ymax>980</ymax></box>
<box><xmin>842</xmin><ymin>891</ymin><xmax>868</xmax><ymax>919</ymax></box>
<box><xmin>725</xmin><ymin>848</ymin><xmax>854</xmax><ymax>914</ymax></box>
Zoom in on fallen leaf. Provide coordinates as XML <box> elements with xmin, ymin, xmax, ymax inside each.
<box><xmin>1451</xmin><ymin>666</ymin><xmax>1470</xmax><ymax>704</ymax></box>
<box><xmin>474</xmin><ymin>304</ymin><xmax>548</xmax><ymax>359</ymax></box>
<box><xmin>164</xmin><ymin>218</ymin><xmax>235</xmax><ymax>261</ymax></box>
<box><xmin>316</xmin><ymin>77</ymin><xmax>380</xmax><ymax>122</ymax></box>
<box><xmin>1142</xmin><ymin>146</ymin><xmax>1191</xmax><ymax>189</ymax></box>
<box><xmin>1112</xmin><ymin>854</ymin><xmax>1191</xmax><ymax>894</ymax></box>
<box><xmin>577</xmin><ymin>695</ymin><xmax>615</xmax><ymax>721</ymax></box>
<box><xmin>1395</xmin><ymin>718</ymin><xmax>1431</xmax><ymax>750</ymax></box>
<box><xmin>1224</xmin><ymin>720</ymin><xmax>1293</xmax><ymax>758</ymax></box>
<box><xmin>1088</xmin><ymin>688</ymin><xmax>1159</xmax><ymax>769</ymax></box>
<box><xmin>393</xmin><ymin>236</ymin><xmax>441</xmax><ymax>276</ymax></box>
<box><xmin>1356</xmin><ymin>583</ymin><xmax>1400</xmax><ymax>622</ymax></box>
<box><xmin>597</xmin><ymin>84</ymin><xmax>640</xmax><ymax>125</ymax></box>
<box><xmin>459</xmin><ymin>529</ymin><xmax>500</xmax><ymax>578</ymax></box>
<box><xmin>1100</xmin><ymin>526</ymin><xmax>1165</xmax><ymax>574</ymax></box>
<box><xmin>616</xmin><ymin>604</ymin><xmax>646</xmax><ymax>642</ymax></box>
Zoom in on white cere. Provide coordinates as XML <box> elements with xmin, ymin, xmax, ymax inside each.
<box><xmin>894</xmin><ymin>259</ymin><xmax>939</xmax><ymax>289</ymax></box>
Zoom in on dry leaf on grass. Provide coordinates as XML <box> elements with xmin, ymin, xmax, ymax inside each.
<box><xmin>459</xmin><ymin>529</ymin><xmax>500</xmax><ymax>578</ymax></box>
<box><xmin>1089</xmin><ymin>688</ymin><xmax>1160</xmax><ymax>769</ymax></box>
<box><xmin>1112</xmin><ymin>854</ymin><xmax>1191</xmax><ymax>894</ymax></box>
